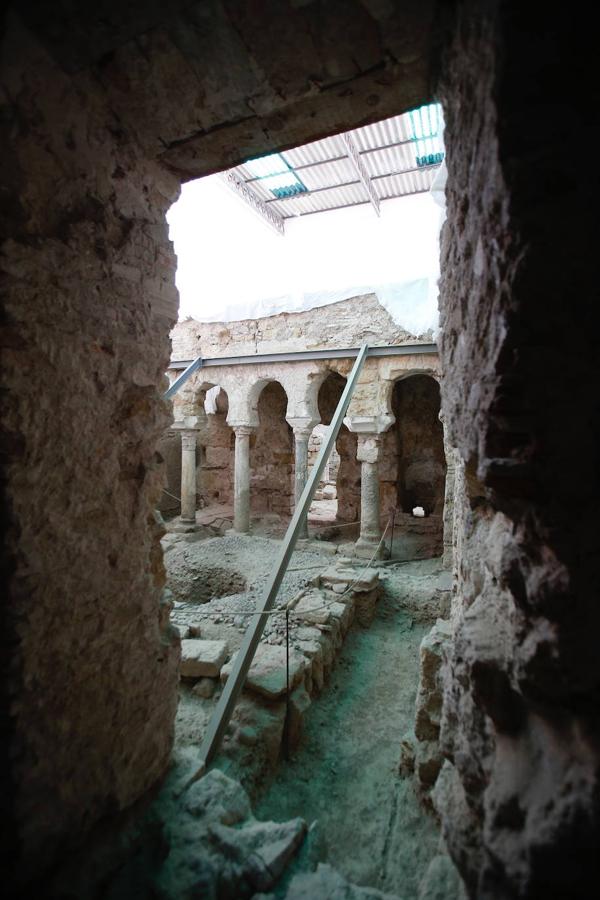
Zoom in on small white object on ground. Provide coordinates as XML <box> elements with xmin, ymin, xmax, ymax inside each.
<box><xmin>412</xmin><ymin>506</ymin><xmax>425</xmax><ymax>517</ymax></box>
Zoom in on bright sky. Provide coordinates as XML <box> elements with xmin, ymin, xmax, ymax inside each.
<box><xmin>167</xmin><ymin>173</ymin><xmax>442</xmax><ymax>330</ymax></box>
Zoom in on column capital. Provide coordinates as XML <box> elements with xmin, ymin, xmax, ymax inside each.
<box><xmin>172</xmin><ymin>415</ymin><xmax>202</xmax><ymax>432</ymax></box>
<box><xmin>232</xmin><ymin>424</ymin><xmax>255</xmax><ymax>437</ymax></box>
<box><xmin>343</xmin><ymin>413</ymin><xmax>395</xmax><ymax>435</ymax></box>
<box><xmin>287</xmin><ymin>416</ymin><xmax>319</xmax><ymax>439</ymax></box>
<box><xmin>356</xmin><ymin>433</ymin><xmax>383</xmax><ymax>464</ymax></box>
<box><xmin>180</xmin><ymin>430</ymin><xmax>198</xmax><ymax>451</ymax></box>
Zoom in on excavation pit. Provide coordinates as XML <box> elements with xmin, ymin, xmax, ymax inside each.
<box><xmin>168</xmin><ymin>564</ymin><xmax>247</xmax><ymax>604</ymax></box>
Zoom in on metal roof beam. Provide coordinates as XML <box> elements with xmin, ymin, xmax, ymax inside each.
<box><xmin>341</xmin><ymin>131</ymin><xmax>380</xmax><ymax>217</ymax></box>
<box><xmin>243</xmin><ymin>137</ymin><xmax>418</xmax><ymax>182</ymax></box>
<box><xmin>262</xmin><ymin>162</ymin><xmax>441</xmax><ymax>205</ymax></box>
<box><xmin>220</xmin><ymin>170</ymin><xmax>285</xmax><ymax>236</ymax></box>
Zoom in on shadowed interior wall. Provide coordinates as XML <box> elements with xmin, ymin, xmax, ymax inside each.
<box><xmin>250</xmin><ymin>382</ymin><xmax>294</xmax><ymax>516</ymax></box>
<box><xmin>391</xmin><ymin>375</ymin><xmax>445</xmax><ymax>516</ymax></box>
<box><xmin>435</xmin><ymin>1</ymin><xmax>600</xmax><ymax>896</ymax></box>
<box><xmin>202</xmin><ymin>390</ymin><xmax>234</xmax><ymax>506</ymax></box>
<box><xmin>1</xmin><ymin>16</ymin><xmax>182</xmax><ymax>879</ymax></box>
<box><xmin>157</xmin><ymin>430</ymin><xmax>182</xmax><ymax>515</ymax></box>
<box><xmin>317</xmin><ymin>373</ymin><xmax>361</xmax><ymax>523</ymax></box>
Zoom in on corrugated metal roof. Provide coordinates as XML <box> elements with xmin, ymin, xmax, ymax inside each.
<box><xmin>224</xmin><ymin>104</ymin><xmax>445</xmax><ymax>226</ymax></box>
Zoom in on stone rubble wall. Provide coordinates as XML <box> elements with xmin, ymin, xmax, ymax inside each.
<box><xmin>251</xmin><ymin>382</ymin><xmax>295</xmax><ymax>516</ymax></box>
<box><xmin>171</xmin><ymin>293</ymin><xmax>429</xmax><ymax>361</ymax></box>
<box><xmin>1</xmin><ymin>17</ymin><xmax>181</xmax><ymax>877</ymax></box>
<box><xmin>202</xmin><ymin>407</ymin><xmax>235</xmax><ymax>507</ymax></box>
<box><xmin>433</xmin><ymin>2</ymin><xmax>600</xmax><ymax>897</ymax></box>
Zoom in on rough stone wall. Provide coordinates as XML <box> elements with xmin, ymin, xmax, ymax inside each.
<box><xmin>171</xmin><ymin>293</ymin><xmax>428</xmax><ymax>361</ymax></box>
<box><xmin>308</xmin><ymin>426</ymin><xmax>341</xmax><ymax>486</ymax></box>
<box><xmin>2</xmin><ymin>0</ymin><xmax>437</xmax><ymax>887</ymax></box>
<box><xmin>435</xmin><ymin>2</ymin><xmax>600</xmax><ymax>897</ymax></box>
<box><xmin>317</xmin><ymin>373</ymin><xmax>360</xmax><ymax>522</ymax></box>
<box><xmin>378</xmin><ymin>375</ymin><xmax>445</xmax><ymax>555</ymax></box>
<box><xmin>1</xmin><ymin>17</ymin><xmax>180</xmax><ymax>880</ymax></box>
<box><xmin>202</xmin><ymin>408</ymin><xmax>234</xmax><ymax>506</ymax></box>
<box><xmin>387</xmin><ymin>375</ymin><xmax>445</xmax><ymax>514</ymax></box>
<box><xmin>250</xmin><ymin>382</ymin><xmax>294</xmax><ymax>516</ymax></box>
<box><xmin>336</xmin><ymin>428</ymin><xmax>361</xmax><ymax>524</ymax></box>
<box><xmin>157</xmin><ymin>430</ymin><xmax>183</xmax><ymax>515</ymax></box>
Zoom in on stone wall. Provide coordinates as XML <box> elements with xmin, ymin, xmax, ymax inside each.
<box><xmin>1</xmin><ymin>16</ymin><xmax>181</xmax><ymax>880</ymax></box>
<box><xmin>202</xmin><ymin>391</ymin><xmax>234</xmax><ymax>507</ymax></box>
<box><xmin>250</xmin><ymin>382</ymin><xmax>294</xmax><ymax>516</ymax></box>
<box><xmin>434</xmin><ymin>2</ymin><xmax>600</xmax><ymax>896</ymax></box>
<box><xmin>2</xmin><ymin>0</ymin><xmax>435</xmax><ymax>887</ymax></box>
<box><xmin>171</xmin><ymin>293</ymin><xmax>429</xmax><ymax>361</ymax></box>
<box><xmin>158</xmin><ymin>429</ymin><xmax>183</xmax><ymax>515</ymax></box>
<box><xmin>317</xmin><ymin>372</ymin><xmax>361</xmax><ymax>523</ymax></box>
<box><xmin>377</xmin><ymin>375</ymin><xmax>445</xmax><ymax>556</ymax></box>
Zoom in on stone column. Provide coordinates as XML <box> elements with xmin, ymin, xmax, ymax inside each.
<box><xmin>355</xmin><ymin>433</ymin><xmax>384</xmax><ymax>558</ymax></box>
<box><xmin>293</xmin><ymin>426</ymin><xmax>311</xmax><ymax>539</ymax></box>
<box><xmin>180</xmin><ymin>430</ymin><xmax>198</xmax><ymax>523</ymax></box>
<box><xmin>288</xmin><ymin>416</ymin><xmax>319</xmax><ymax>540</ymax></box>
<box><xmin>344</xmin><ymin>414</ymin><xmax>394</xmax><ymax>560</ymax></box>
<box><xmin>233</xmin><ymin>425</ymin><xmax>254</xmax><ymax>533</ymax></box>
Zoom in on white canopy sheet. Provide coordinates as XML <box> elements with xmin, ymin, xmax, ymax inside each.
<box><xmin>168</xmin><ymin>164</ymin><xmax>447</xmax><ymax>335</ymax></box>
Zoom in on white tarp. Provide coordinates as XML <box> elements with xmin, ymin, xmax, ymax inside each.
<box><xmin>168</xmin><ymin>164</ymin><xmax>447</xmax><ymax>334</ymax></box>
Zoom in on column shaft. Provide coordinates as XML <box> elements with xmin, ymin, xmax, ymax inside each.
<box><xmin>233</xmin><ymin>426</ymin><xmax>252</xmax><ymax>533</ymax></box>
<box><xmin>180</xmin><ymin>431</ymin><xmax>198</xmax><ymax>523</ymax></box>
<box><xmin>357</xmin><ymin>460</ymin><xmax>381</xmax><ymax>548</ymax></box>
<box><xmin>294</xmin><ymin>431</ymin><xmax>310</xmax><ymax>539</ymax></box>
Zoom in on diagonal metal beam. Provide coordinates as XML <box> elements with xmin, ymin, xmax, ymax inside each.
<box><xmin>195</xmin><ymin>343</ymin><xmax>370</xmax><ymax>770</ymax></box>
<box><xmin>220</xmin><ymin>170</ymin><xmax>285</xmax><ymax>236</ymax></box>
<box><xmin>163</xmin><ymin>355</ymin><xmax>203</xmax><ymax>399</ymax></box>
<box><xmin>341</xmin><ymin>131</ymin><xmax>380</xmax><ymax>217</ymax></box>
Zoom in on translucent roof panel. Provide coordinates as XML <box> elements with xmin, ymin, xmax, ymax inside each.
<box><xmin>224</xmin><ymin>104</ymin><xmax>445</xmax><ymax>227</ymax></box>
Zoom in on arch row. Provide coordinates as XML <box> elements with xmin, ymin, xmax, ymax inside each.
<box><xmin>162</xmin><ymin>351</ymin><xmax>450</xmax><ymax>560</ymax></box>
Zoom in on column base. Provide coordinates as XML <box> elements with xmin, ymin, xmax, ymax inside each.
<box><xmin>168</xmin><ymin>517</ymin><xmax>199</xmax><ymax>534</ymax></box>
<box><xmin>354</xmin><ymin>536</ymin><xmax>389</xmax><ymax>560</ymax></box>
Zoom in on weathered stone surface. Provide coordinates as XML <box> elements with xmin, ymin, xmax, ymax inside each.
<box><xmin>354</xmin><ymin>588</ymin><xmax>380</xmax><ymax>628</ymax></box>
<box><xmin>293</xmin><ymin>589</ymin><xmax>333</xmax><ymax>626</ymax></box>
<box><xmin>320</xmin><ymin>564</ymin><xmax>379</xmax><ymax>594</ymax></box>
<box><xmin>418</xmin><ymin>854</ymin><xmax>466</xmax><ymax>900</ymax></box>
<box><xmin>191</xmin><ymin>677</ymin><xmax>217</xmax><ymax>699</ymax></box>
<box><xmin>284</xmin><ymin>863</ymin><xmax>399</xmax><ymax>899</ymax></box>
<box><xmin>433</xmin><ymin>4</ymin><xmax>600</xmax><ymax>895</ymax></box>
<box><xmin>180</xmin><ymin>639</ymin><xmax>228</xmax><ymax>678</ymax></box>
<box><xmin>221</xmin><ymin>644</ymin><xmax>305</xmax><ymax>700</ymax></box>
<box><xmin>415</xmin><ymin>620</ymin><xmax>452</xmax><ymax>743</ymax></box>
<box><xmin>160</xmin><ymin>770</ymin><xmax>307</xmax><ymax>898</ymax></box>
<box><xmin>286</xmin><ymin>684</ymin><xmax>312</xmax><ymax>749</ymax></box>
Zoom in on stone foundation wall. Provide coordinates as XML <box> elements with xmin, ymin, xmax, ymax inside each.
<box><xmin>250</xmin><ymin>382</ymin><xmax>294</xmax><ymax>516</ymax></box>
<box><xmin>434</xmin><ymin>2</ymin><xmax>600</xmax><ymax>896</ymax></box>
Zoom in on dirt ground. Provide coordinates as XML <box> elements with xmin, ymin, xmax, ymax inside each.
<box><xmin>163</xmin><ymin>531</ymin><xmax>457</xmax><ymax>897</ymax></box>
<box><xmin>254</xmin><ymin>568</ymin><xmax>444</xmax><ymax>898</ymax></box>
